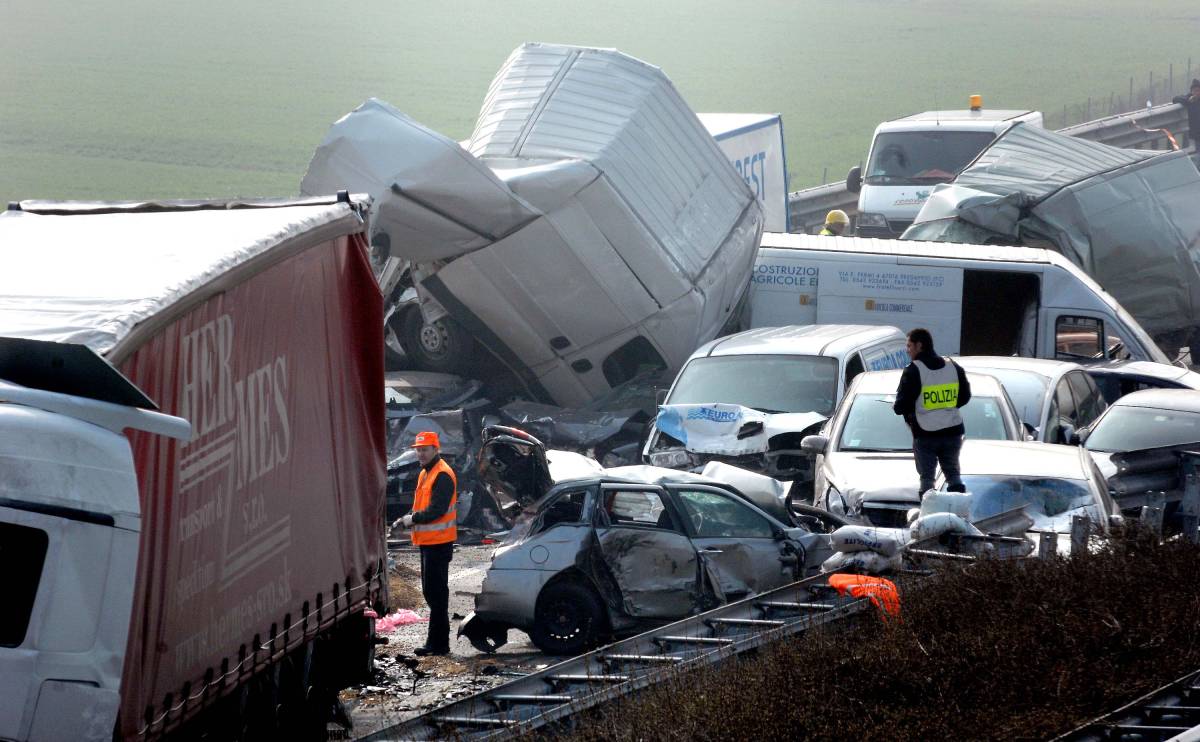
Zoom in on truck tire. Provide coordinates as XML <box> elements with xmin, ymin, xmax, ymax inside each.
<box><xmin>530</xmin><ymin>579</ymin><xmax>606</xmax><ymax>656</ymax></box>
<box><xmin>400</xmin><ymin>307</ymin><xmax>478</xmax><ymax>375</ymax></box>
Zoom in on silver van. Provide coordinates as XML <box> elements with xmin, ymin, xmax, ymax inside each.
<box><xmin>642</xmin><ymin>324</ymin><xmax>908</xmax><ymax>480</ymax></box>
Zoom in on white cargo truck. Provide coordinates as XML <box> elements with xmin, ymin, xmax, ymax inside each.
<box><xmin>750</xmin><ymin>232</ymin><xmax>1172</xmax><ymax>366</ymax></box>
<box><xmin>845</xmin><ymin>97</ymin><xmax>1042</xmax><ymax>239</ymax></box>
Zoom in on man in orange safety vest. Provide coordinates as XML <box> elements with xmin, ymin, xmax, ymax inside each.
<box><xmin>400</xmin><ymin>430</ymin><xmax>458</xmax><ymax>656</ymax></box>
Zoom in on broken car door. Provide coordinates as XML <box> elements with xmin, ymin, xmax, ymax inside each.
<box><xmin>594</xmin><ymin>484</ymin><xmax>701</xmax><ymax>618</ymax></box>
<box><xmin>672</xmin><ymin>486</ymin><xmax>795</xmax><ymax>602</ymax></box>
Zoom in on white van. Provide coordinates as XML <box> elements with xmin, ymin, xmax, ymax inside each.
<box><xmin>750</xmin><ymin>233</ymin><xmax>1172</xmax><ymax>366</ymax></box>
<box><xmin>642</xmin><ymin>324</ymin><xmax>908</xmax><ymax>480</ymax></box>
<box><xmin>846</xmin><ymin>100</ymin><xmax>1042</xmax><ymax>238</ymax></box>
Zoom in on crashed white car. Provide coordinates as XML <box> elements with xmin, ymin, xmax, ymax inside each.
<box><xmin>803</xmin><ymin>369</ymin><xmax>1025</xmax><ymax>526</ymax></box>
<box><xmin>643</xmin><ymin>324</ymin><xmax>907</xmax><ymax>481</ymax></box>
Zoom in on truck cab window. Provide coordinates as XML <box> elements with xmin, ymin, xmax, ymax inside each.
<box><xmin>602</xmin><ymin>336</ymin><xmax>667</xmax><ymax>388</ymax></box>
<box><xmin>1</xmin><ymin>522</ymin><xmax>49</xmax><ymax>647</ymax></box>
<box><xmin>1056</xmin><ymin>316</ymin><xmax>1104</xmax><ymax>360</ymax></box>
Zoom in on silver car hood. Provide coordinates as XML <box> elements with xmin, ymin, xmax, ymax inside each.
<box><xmin>825</xmin><ymin>451</ymin><xmax>920</xmax><ymax>511</ymax></box>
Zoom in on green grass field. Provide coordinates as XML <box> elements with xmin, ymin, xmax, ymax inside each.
<box><xmin>2</xmin><ymin>0</ymin><xmax>1198</xmax><ymax>203</ymax></box>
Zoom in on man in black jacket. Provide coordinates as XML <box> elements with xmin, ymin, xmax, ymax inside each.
<box><xmin>893</xmin><ymin>328</ymin><xmax>971</xmax><ymax>497</ymax></box>
<box><xmin>1175</xmin><ymin>79</ymin><xmax>1200</xmax><ymax>150</ymax></box>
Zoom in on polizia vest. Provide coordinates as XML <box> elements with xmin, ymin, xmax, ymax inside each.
<box><xmin>913</xmin><ymin>358</ymin><xmax>963</xmax><ymax>432</ymax></box>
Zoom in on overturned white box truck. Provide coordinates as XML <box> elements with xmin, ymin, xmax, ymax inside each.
<box><xmin>0</xmin><ymin>196</ymin><xmax>386</xmax><ymax>740</ymax></box>
<box><xmin>302</xmin><ymin>43</ymin><xmax>764</xmax><ymax>407</ymax></box>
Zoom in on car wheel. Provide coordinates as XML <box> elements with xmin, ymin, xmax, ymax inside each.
<box><xmin>787</xmin><ymin>498</ymin><xmax>850</xmax><ymax>534</ymax></box>
<box><xmin>400</xmin><ymin>307</ymin><xmax>478</xmax><ymax>375</ymax></box>
<box><xmin>530</xmin><ymin>579</ymin><xmax>606</xmax><ymax>656</ymax></box>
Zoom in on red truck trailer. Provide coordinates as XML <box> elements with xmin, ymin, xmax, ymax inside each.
<box><xmin>0</xmin><ymin>195</ymin><xmax>386</xmax><ymax>740</ymax></box>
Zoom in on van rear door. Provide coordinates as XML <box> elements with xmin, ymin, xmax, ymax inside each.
<box><xmin>816</xmin><ymin>259</ymin><xmax>964</xmax><ymax>352</ymax></box>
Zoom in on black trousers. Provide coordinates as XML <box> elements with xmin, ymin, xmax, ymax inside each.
<box><xmin>419</xmin><ymin>541</ymin><xmax>454</xmax><ymax>651</ymax></box>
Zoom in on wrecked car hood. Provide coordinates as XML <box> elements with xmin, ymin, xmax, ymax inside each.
<box><xmin>825</xmin><ymin>451</ymin><xmax>920</xmax><ymax>511</ymax></box>
<box><xmin>655</xmin><ymin>403</ymin><xmax>827</xmax><ymax>456</ymax></box>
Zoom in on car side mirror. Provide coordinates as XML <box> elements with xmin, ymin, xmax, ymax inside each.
<box><xmin>1108</xmin><ymin>513</ymin><xmax>1125</xmax><ymax>530</ymax></box>
<box><xmin>1021</xmin><ymin>421</ymin><xmax>1037</xmax><ymax>441</ymax></box>
<box><xmin>846</xmin><ymin>166</ymin><xmax>862</xmax><ymax>194</ymax></box>
<box><xmin>655</xmin><ymin>388</ymin><xmax>668</xmax><ymax>406</ymax></box>
<box><xmin>1059</xmin><ymin>424</ymin><xmax>1077</xmax><ymax>445</ymax></box>
<box><xmin>801</xmin><ymin>434</ymin><xmax>829</xmax><ymax>455</ymax></box>
<box><xmin>772</xmin><ymin>526</ymin><xmax>787</xmax><ymax>541</ymax></box>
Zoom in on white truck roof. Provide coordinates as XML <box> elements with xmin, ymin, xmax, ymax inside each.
<box><xmin>698</xmin><ymin>113</ymin><xmax>781</xmax><ymax>138</ymax></box>
<box><xmin>0</xmin><ymin>199</ymin><xmax>364</xmax><ymax>362</ymax></box>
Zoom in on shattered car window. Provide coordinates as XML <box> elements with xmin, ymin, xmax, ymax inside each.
<box><xmin>602</xmin><ymin>490</ymin><xmax>680</xmax><ymax>531</ymax></box>
<box><xmin>1084</xmin><ymin>406</ymin><xmax>1200</xmax><ymax>453</ymax></box>
<box><xmin>675</xmin><ymin>489</ymin><xmax>774</xmax><ymax>539</ymax></box>
<box><xmin>534</xmin><ymin>488</ymin><xmax>591</xmax><ymax>534</ymax></box>
<box><xmin>667</xmin><ymin>355</ymin><xmax>838</xmax><ymax>415</ymax></box>
<box><xmin>838</xmin><ymin>394</ymin><xmax>1009</xmax><ymax>451</ymax></box>
<box><xmin>954</xmin><ymin>475</ymin><xmax>1101</xmax><ymax>532</ymax></box>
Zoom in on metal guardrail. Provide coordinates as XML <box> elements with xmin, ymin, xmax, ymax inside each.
<box><xmin>787</xmin><ymin>102</ymin><xmax>1192</xmax><ymax>235</ymax></box>
<box><xmin>1054</xmin><ymin>667</ymin><xmax>1200</xmax><ymax>741</ymax></box>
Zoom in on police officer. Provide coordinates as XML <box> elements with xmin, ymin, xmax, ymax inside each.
<box><xmin>400</xmin><ymin>431</ymin><xmax>457</xmax><ymax>656</ymax></box>
<box><xmin>892</xmin><ymin>328</ymin><xmax>971</xmax><ymax>497</ymax></box>
<box><xmin>820</xmin><ymin>209</ymin><xmax>850</xmax><ymax>236</ymax></box>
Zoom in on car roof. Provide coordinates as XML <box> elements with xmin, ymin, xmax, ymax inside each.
<box><xmin>1110</xmin><ymin>388</ymin><xmax>1200</xmax><ymax>412</ymax></box>
<box><xmin>958</xmin><ymin>440</ymin><xmax>1087</xmax><ymax>478</ymax></box>
<box><xmin>692</xmin><ymin>324</ymin><xmax>903</xmax><ymax>359</ymax></box>
<box><xmin>1087</xmin><ymin>360</ymin><xmax>1199</xmax><ymax>386</ymax></box>
<box><xmin>852</xmin><ymin>368</ymin><xmax>1007</xmax><ymax>396</ymax></box>
<box><xmin>954</xmin><ymin>356</ymin><xmax>1081</xmax><ymax>379</ymax></box>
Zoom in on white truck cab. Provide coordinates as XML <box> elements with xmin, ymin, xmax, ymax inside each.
<box><xmin>0</xmin><ymin>344</ymin><xmax>189</xmax><ymax>742</ymax></box>
<box><xmin>847</xmin><ymin>98</ymin><xmax>1042</xmax><ymax>239</ymax></box>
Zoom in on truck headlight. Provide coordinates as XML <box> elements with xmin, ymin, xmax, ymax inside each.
<box><xmin>856</xmin><ymin>212</ymin><xmax>887</xmax><ymax>229</ymax></box>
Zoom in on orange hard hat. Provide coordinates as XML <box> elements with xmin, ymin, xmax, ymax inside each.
<box><xmin>411</xmin><ymin>431</ymin><xmax>441</xmax><ymax>448</ymax></box>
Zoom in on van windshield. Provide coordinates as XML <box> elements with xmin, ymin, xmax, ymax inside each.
<box><xmin>666</xmin><ymin>355</ymin><xmax>839</xmax><ymax>415</ymax></box>
<box><xmin>865</xmin><ymin>131</ymin><xmax>997</xmax><ymax>186</ymax></box>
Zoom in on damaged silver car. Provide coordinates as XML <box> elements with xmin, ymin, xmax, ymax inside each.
<box><xmin>461</xmin><ymin>426</ymin><xmax>837</xmax><ymax>655</ymax></box>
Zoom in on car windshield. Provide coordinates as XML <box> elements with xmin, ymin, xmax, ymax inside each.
<box><xmin>954</xmin><ymin>475</ymin><xmax>1100</xmax><ymax>532</ymax></box>
<box><xmin>667</xmin><ymin>355</ymin><xmax>839</xmax><ymax>415</ymax></box>
<box><xmin>1084</xmin><ymin>406</ymin><xmax>1200</xmax><ymax>453</ymax></box>
<box><xmin>963</xmin><ymin>368</ymin><xmax>1048</xmax><ymax>429</ymax></box>
<box><xmin>837</xmin><ymin>393</ymin><xmax>1010</xmax><ymax>452</ymax></box>
<box><xmin>865</xmin><ymin>131</ymin><xmax>997</xmax><ymax>186</ymax></box>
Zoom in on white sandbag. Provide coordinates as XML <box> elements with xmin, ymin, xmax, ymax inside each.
<box><xmin>919</xmin><ymin>490</ymin><xmax>973</xmax><ymax>519</ymax></box>
<box><xmin>830</xmin><ymin>526</ymin><xmax>908</xmax><ymax>557</ymax></box>
<box><xmin>910</xmin><ymin>511</ymin><xmax>983</xmax><ymax>542</ymax></box>
<box><xmin>906</xmin><ymin>508</ymin><xmax>921</xmax><ymax>526</ymax></box>
<box><xmin>821</xmin><ymin>550</ymin><xmax>901</xmax><ymax>575</ymax></box>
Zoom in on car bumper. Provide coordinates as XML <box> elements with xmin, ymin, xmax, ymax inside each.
<box><xmin>474</xmin><ymin>568</ymin><xmax>553</xmax><ymax>629</ymax></box>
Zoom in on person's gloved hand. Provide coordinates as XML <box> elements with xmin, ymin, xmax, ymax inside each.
<box><xmin>401</xmin><ymin>513</ymin><xmax>415</xmax><ymax>528</ymax></box>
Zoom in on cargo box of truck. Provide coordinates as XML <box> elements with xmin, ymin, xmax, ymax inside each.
<box><xmin>0</xmin><ymin>195</ymin><xmax>387</xmax><ymax>740</ymax></box>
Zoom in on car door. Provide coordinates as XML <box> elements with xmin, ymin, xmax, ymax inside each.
<box><xmin>594</xmin><ymin>484</ymin><xmax>701</xmax><ymax>618</ymax></box>
<box><xmin>671</xmin><ymin>486</ymin><xmax>793</xmax><ymax>602</ymax></box>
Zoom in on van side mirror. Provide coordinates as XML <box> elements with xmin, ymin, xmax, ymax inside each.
<box><xmin>655</xmin><ymin>388</ymin><xmax>668</xmax><ymax>406</ymax></box>
<box><xmin>846</xmin><ymin>166</ymin><xmax>863</xmax><ymax>194</ymax></box>
<box><xmin>801</xmin><ymin>434</ymin><xmax>829</xmax><ymax>455</ymax></box>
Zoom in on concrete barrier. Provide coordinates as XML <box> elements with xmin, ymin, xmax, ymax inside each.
<box><xmin>788</xmin><ymin>102</ymin><xmax>1191</xmax><ymax>235</ymax></box>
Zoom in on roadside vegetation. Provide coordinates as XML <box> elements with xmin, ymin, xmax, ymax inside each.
<box><xmin>548</xmin><ymin>531</ymin><xmax>1200</xmax><ymax>741</ymax></box>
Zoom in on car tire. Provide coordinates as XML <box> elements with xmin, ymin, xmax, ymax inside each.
<box><xmin>530</xmin><ymin>579</ymin><xmax>606</xmax><ymax>656</ymax></box>
<box><xmin>399</xmin><ymin>307</ymin><xmax>478</xmax><ymax>375</ymax></box>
